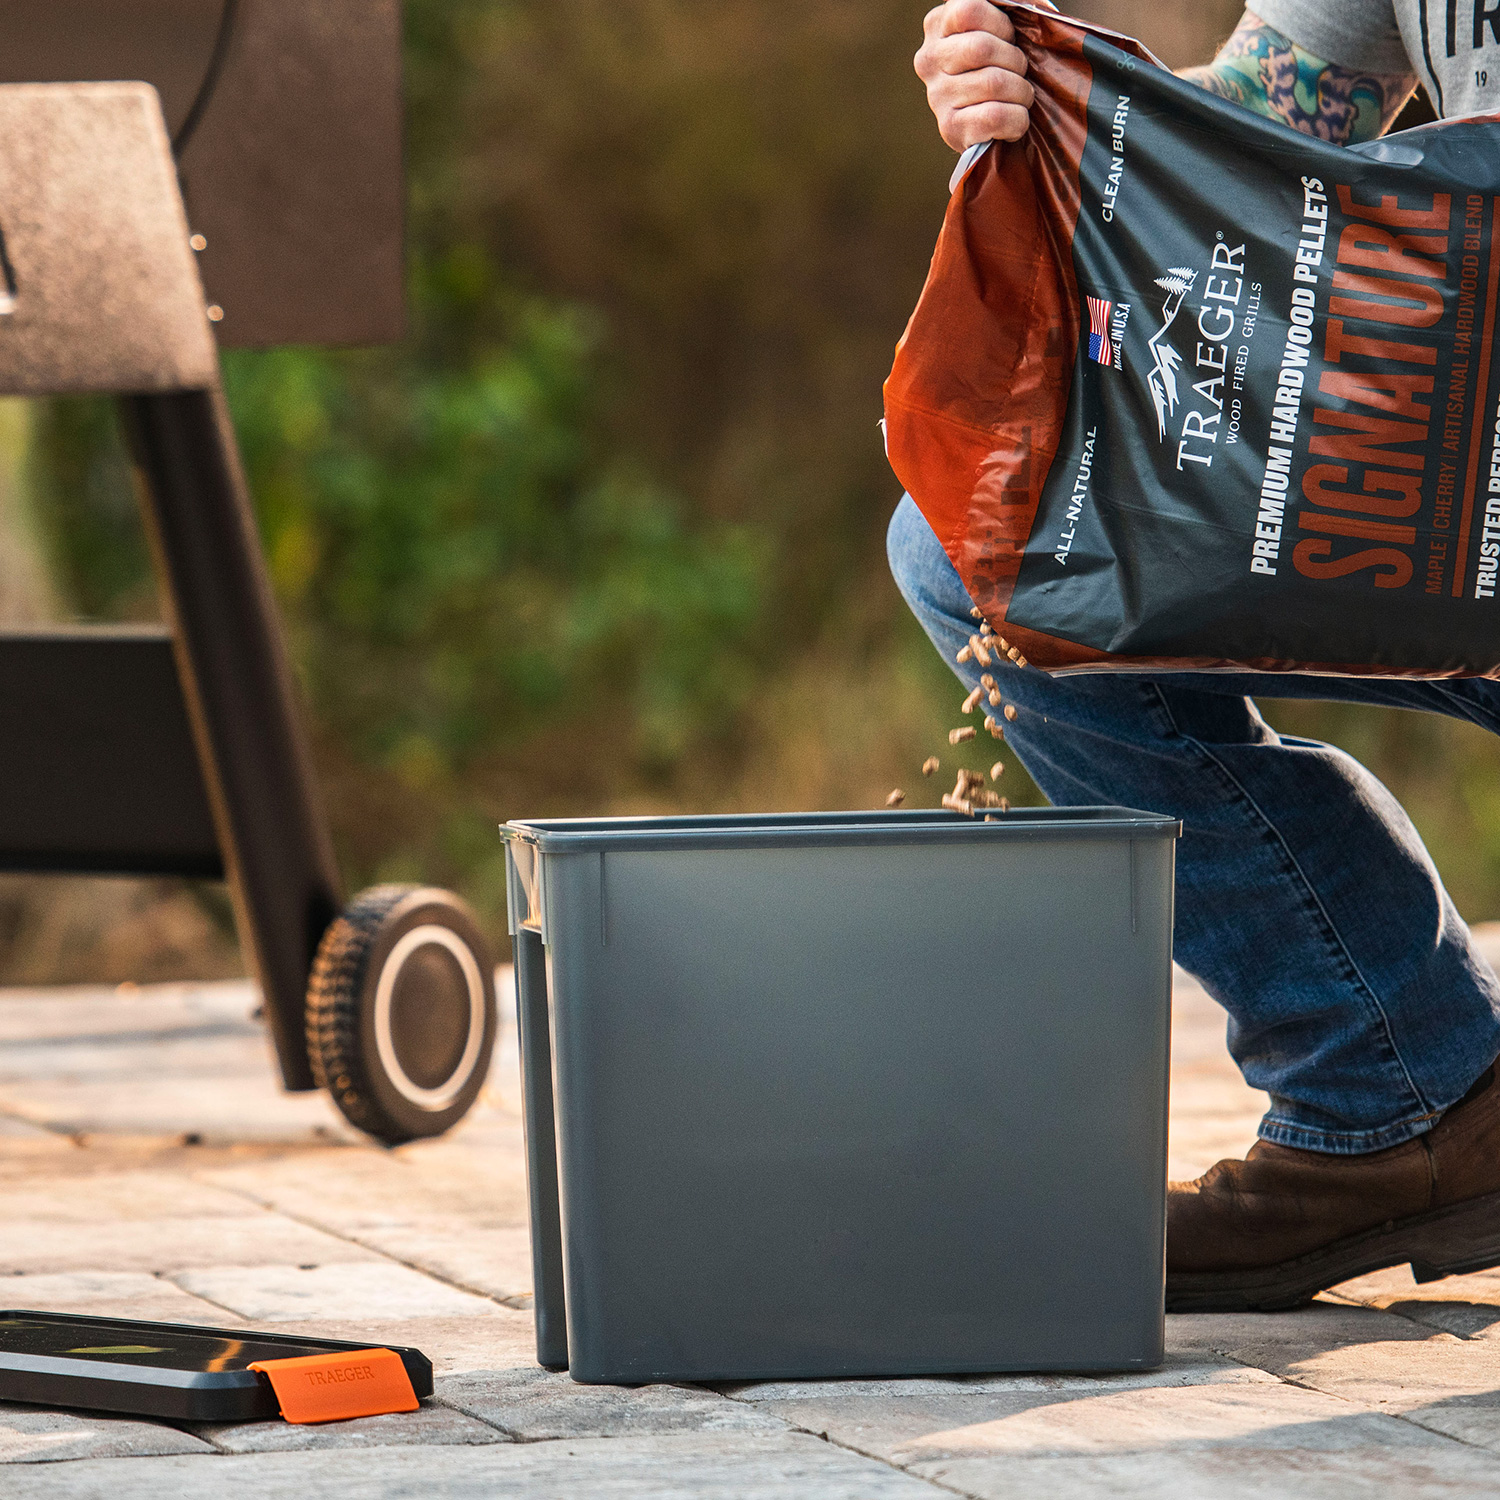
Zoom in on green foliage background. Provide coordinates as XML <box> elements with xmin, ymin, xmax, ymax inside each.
<box><xmin>22</xmin><ymin>0</ymin><xmax>1500</xmax><ymax>944</ymax></box>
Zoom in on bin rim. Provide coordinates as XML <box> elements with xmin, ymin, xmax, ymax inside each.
<box><xmin>499</xmin><ymin>806</ymin><xmax>1180</xmax><ymax>853</ymax></box>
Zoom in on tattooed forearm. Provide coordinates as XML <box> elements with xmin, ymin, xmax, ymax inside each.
<box><xmin>1178</xmin><ymin>10</ymin><xmax>1417</xmax><ymax>144</ymax></box>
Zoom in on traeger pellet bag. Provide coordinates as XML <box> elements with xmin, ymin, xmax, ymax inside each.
<box><xmin>884</xmin><ymin>2</ymin><xmax>1500</xmax><ymax>676</ymax></box>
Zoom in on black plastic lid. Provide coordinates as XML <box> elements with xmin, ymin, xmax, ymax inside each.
<box><xmin>0</xmin><ymin>1311</ymin><xmax>433</xmax><ymax>1423</ymax></box>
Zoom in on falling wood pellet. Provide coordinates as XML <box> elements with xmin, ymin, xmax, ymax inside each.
<box><xmin>988</xmin><ymin>689</ymin><xmax>1002</xmax><ymax>707</ymax></box>
<box><xmin>1001</xmin><ymin>797</ymin><xmax>1010</xmax><ymax>812</ymax></box>
<box><xmin>968</xmin><ymin>635</ymin><xmax>993</xmax><ymax>668</ymax></box>
<box><xmin>991</xmin><ymin>761</ymin><xmax>1005</xmax><ymax>781</ymax></box>
<box><xmin>1004</xmin><ymin>704</ymin><xmax>1018</xmax><ymax>722</ymax></box>
<box><xmin>1016</xmin><ymin>655</ymin><xmax>1028</xmax><ymax>668</ymax></box>
<box><xmin>980</xmin><ymin>674</ymin><xmax>996</xmax><ymax>691</ymax></box>
<box><xmin>949</xmin><ymin>726</ymin><xmax>976</xmax><ymax>744</ymax></box>
<box><xmin>984</xmin><ymin>715</ymin><xmax>1004</xmax><ymax>740</ymax></box>
<box><xmin>962</xmin><ymin>686</ymin><xmax>984</xmax><ymax>714</ymax></box>
<box><xmin>922</xmin><ymin>756</ymin><xmax>940</xmax><ymax>777</ymax></box>
<box><xmin>886</xmin><ymin>789</ymin><xmax>905</xmax><ymax>807</ymax></box>
<box><xmin>948</xmin><ymin>768</ymin><xmax>998</xmax><ymax>810</ymax></box>
<box><xmin>956</xmin><ymin>644</ymin><xmax>972</xmax><ymax>664</ymax></box>
<box><xmin>970</xmin><ymin>605</ymin><xmax>982</xmax><ymax>619</ymax></box>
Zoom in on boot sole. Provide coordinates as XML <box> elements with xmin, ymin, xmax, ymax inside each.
<box><xmin>1166</xmin><ymin>1186</ymin><xmax>1500</xmax><ymax>1313</ymax></box>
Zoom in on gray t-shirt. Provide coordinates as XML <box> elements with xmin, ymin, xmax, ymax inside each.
<box><xmin>1254</xmin><ymin>0</ymin><xmax>1498</xmax><ymax>118</ymax></box>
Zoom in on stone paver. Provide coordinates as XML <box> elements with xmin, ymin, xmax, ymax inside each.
<box><xmin>193</xmin><ymin>1403</ymin><xmax>504</xmax><ymax>1453</ymax></box>
<box><xmin>0</xmin><ymin>1270</ymin><xmax>238</xmax><ymax>1324</ymax></box>
<box><xmin>246</xmin><ymin>1311</ymin><xmax>539</xmax><ymax>1376</ymax></box>
<box><xmin>727</xmin><ymin>1351</ymin><xmax>1482</xmax><ymax>1495</ymax></box>
<box><xmin>0</xmin><ymin>1116</ymin><xmax>72</xmax><ymax>1156</ymax></box>
<box><xmin>0</xmin><ymin>1214</ymin><xmax>383</xmax><ymax>1276</ymax></box>
<box><xmin>0</xmin><ymin>1168</ymin><xmax>268</xmax><ymax>1221</ymax></box>
<box><xmin>5</xmin><ymin>948</ymin><xmax>1500</xmax><ymax>1494</ymax></box>
<box><xmin>1167</xmin><ymin>1302</ymin><xmax>1441</xmax><ymax>1360</ymax></box>
<box><xmin>0</xmin><ymin>1433</ymin><xmax>943</xmax><ymax>1497</ymax></box>
<box><xmin>728</xmin><ymin>1351</ymin><xmax>1270</xmax><ymax>1402</ymax></box>
<box><xmin>438</xmin><ymin>1366</ymin><xmax>787</xmax><ymax>1439</ymax></box>
<box><xmin>907</xmin><ymin>1445</ymin><xmax>1500</xmax><ymax>1499</ymax></box>
<box><xmin>0</xmin><ymin>982</ymin><xmax>358</xmax><ymax>1144</ymax></box>
<box><xmin>1331</xmin><ymin>1265</ymin><xmax>1500</xmax><ymax>1339</ymax></box>
<box><xmin>197</xmin><ymin>1135</ymin><xmax>530</xmax><ymax>1233</ymax></box>
<box><xmin>0</xmin><ymin>1407</ymin><xmax>211</xmax><ymax>1464</ymax></box>
<box><xmin>343</xmin><ymin>1218</ymin><xmax>534</xmax><ymax>1303</ymax></box>
<box><xmin>170</xmin><ymin>1260</ymin><xmax>507</xmax><ymax>1323</ymax></box>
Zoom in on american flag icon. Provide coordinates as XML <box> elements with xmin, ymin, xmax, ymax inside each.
<box><xmin>1086</xmin><ymin>296</ymin><xmax>1113</xmax><ymax>366</ymax></box>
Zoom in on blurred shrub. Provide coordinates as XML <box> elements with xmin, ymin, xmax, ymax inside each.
<box><xmin>29</xmin><ymin>288</ymin><xmax>767</xmax><ymax>919</ymax></box>
<box><xmin>225</xmin><ymin>296</ymin><xmax>767</xmax><ymax>909</ymax></box>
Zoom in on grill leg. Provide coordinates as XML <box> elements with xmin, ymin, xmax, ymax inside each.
<box><xmin>119</xmin><ymin>385</ymin><xmax>342</xmax><ymax>1091</ymax></box>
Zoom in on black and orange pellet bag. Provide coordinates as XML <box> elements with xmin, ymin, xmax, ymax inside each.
<box><xmin>885</xmin><ymin>3</ymin><xmax>1500</xmax><ymax>677</ymax></box>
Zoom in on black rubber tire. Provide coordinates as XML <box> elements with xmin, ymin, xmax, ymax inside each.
<box><xmin>307</xmin><ymin>885</ymin><xmax>496</xmax><ymax>1145</ymax></box>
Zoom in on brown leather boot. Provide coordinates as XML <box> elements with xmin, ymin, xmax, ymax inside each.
<box><xmin>1167</xmin><ymin>1063</ymin><xmax>1500</xmax><ymax>1312</ymax></box>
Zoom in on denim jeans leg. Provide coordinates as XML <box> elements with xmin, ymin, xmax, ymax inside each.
<box><xmin>887</xmin><ymin>494</ymin><xmax>1500</xmax><ymax>1154</ymax></box>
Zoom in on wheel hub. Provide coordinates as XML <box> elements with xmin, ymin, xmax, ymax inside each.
<box><xmin>374</xmin><ymin>925</ymin><xmax>486</xmax><ymax>1111</ymax></box>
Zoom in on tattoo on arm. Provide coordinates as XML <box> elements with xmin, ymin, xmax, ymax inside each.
<box><xmin>1178</xmin><ymin>10</ymin><xmax>1417</xmax><ymax>144</ymax></box>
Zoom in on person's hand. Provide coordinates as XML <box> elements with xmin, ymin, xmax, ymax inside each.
<box><xmin>915</xmin><ymin>0</ymin><xmax>1035</xmax><ymax>151</ymax></box>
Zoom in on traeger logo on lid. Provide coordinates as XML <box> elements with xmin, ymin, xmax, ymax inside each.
<box><xmin>1136</xmin><ymin>240</ymin><xmax>1246</xmax><ymax>472</ymax></box>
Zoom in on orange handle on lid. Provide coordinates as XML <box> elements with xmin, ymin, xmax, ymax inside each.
<box><xmin>248</xmin><ymin>1347</ymin><xmax>419</xmax><ymax>1424</ymax></box>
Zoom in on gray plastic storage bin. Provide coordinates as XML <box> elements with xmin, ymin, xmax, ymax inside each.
<box><xmin>502</xmin><ymin>807</ymin><xmax>1179</xmax><ymax>1384</ymax></box>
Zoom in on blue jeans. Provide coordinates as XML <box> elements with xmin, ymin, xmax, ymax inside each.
<box><xmin>888</xmin><ymin>495</ymin><xmax>1500</xmax><ymax>1156</ymax></box>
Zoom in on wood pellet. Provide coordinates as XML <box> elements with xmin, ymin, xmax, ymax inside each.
<box><xmin>893</xmin><ymin>622</ymin><xmax>1032</xmax><ymax>818</ymax></box>
<box><xmin>933</xmin><ymin>765</ymin><xmax>1006</xmax><ymax>819</ymax></box>
<box><xmin>953</xmin><ymin>769</ymin><xmax>983</xmax><ymax>799</ymax></box>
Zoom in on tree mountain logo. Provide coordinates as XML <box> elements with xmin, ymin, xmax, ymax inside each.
<box><xmin>1145</xmin><ymin>267</ymin><xmax>1196</xmax><ymax>440</ymax></box>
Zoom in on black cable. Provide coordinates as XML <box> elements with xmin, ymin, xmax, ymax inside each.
<box><xmin>172</xmin><ymin>0</ymin><xmax>240</xmax><ymax>155</ymax></box>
